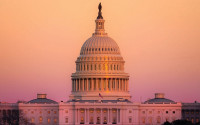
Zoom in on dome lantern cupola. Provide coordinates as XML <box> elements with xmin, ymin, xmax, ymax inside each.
<box><xmin>93</xmin><ymin>3</ymin><xmax>107</xmax><ymax>36</ymax></box>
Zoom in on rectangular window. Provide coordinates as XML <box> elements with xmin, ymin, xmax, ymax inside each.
<box><xmin>142</xmin><ymin>118</ymin><xmax>145</xmax><ymax>124</ymax></box>
<box><xmin>65</xmin><ymin>118</ymin><xmax>68</xmax><ymax>123</ymax></box>
<box><xmin>31</xmin><ymin>118</ymin><xmax>35</xmax><ymax>123</ymax></box>
<box><xmin>54</xmin><ymin>118</ymin><xmax>57</xmax><ymax>123</ymax></box>
<box><xmin>39</xmin><ymin>117</ymin><xmax>43</xmax><ymax>123</ymax></box>
<box><xmin>196</xmin><ymin>118</ymin><xmax>199</xmax><ymax>123</ymax></box>
<box><xmin>129</xmin><ymin>118</ymin><xmax>132</xmax><ymax>123</ymax></box>
<box><xmin>47</xmin><ymin>118</ymin><xmax>51</xmax><ymax>123</ymax></box>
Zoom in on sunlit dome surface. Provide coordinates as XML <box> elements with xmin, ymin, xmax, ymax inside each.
<box><xmin>80</xmin><ymin>36</ymin><xmax>120</xmax><ymax>55</ymax></box>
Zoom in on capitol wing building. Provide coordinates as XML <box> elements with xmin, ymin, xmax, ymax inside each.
<box><xmin>1</xmin><ymin>3</ymin><xmax>200</xmax><ymax>125</ymax></box>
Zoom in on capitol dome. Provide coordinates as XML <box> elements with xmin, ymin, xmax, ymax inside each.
<box><xmin>70</xmin><ymin>3</ymin><xmax>130</xmax><ymax>101</ymax></box>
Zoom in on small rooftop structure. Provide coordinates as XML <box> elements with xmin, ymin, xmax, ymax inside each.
<box><xmin>144</xmin><ymin>93</ymin><xmax>175</xmax><ymax>104</ymax></box>
<box><xmin>27</xmin><ymin>94</ymin><xmax>58</xmax><ymax>104</ymax></box>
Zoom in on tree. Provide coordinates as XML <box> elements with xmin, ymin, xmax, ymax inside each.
<box><xmin>0</xmin><ymin>109</ymin><xmax>34</xmax><ymax>125</ymax></box>
<box><xmin>171</xmin><ymin>119</ymin><xmax>194</xmax><ymax>125</ymax></box>
<box><xmin>163</xmin><ymin>121</ymin><xmax>172</xmax><ymax>125</ymax></box>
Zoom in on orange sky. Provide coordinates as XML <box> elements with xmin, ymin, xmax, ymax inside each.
<box><xmin>0</xmin><ymin>0</ymin><xmax>200</xmax><ymax>103</ymax></box>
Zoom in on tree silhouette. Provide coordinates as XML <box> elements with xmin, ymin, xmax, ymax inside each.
<box><xmin>163</xmin><ymin>121</ymin><xmax>172</xmax><ymax>125</ymax></box>
<box><xmin>0</xmin><ymin>110</ymin><xmax>34</xmax><ymax>125</ymax></box>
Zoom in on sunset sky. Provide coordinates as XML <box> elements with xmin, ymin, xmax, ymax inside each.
<box><xmin>0</xmin><ymin>0</ymin><xmax>200</xmax><ymax>103</ymax></box>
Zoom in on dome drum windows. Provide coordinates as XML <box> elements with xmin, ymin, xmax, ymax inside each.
<box><xmin>81</xmin><ymin>46</ymin><xmax>120</xmax><ymax>54</ymax></box>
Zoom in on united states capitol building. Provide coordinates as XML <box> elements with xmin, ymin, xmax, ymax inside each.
<box><xmin>0</xmin><ymin>3</ymin><xmax>200</xmax><ymax>125</ymax></box>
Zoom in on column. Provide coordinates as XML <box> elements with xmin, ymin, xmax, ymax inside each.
<box><xmin>76</xmin><ymin>79</ymin><xmax>78</xmax><ymax>91</ymax></box>
<box><xmin>94</xmin><ymin>108</ymin><xmax>96</xmax><ymax>124</ymax></box>
<box><xmin>127</xmin><ymin>79</ymin><xmax>129</xmax><ymax>91</ymax></box>
<box><xmin>110</xmin><ymin>79</ymin><xmax>113</xmax><ymax>91</ymax></box>
<box><xmin>79</xmin><ymin>79</ymin><xmax>81</xmax><ymax>91</ymax></box>
<box><xmin>116</xmin><ymin>108</ymin><xmax>118</xmax><ymax>124</ymax></box>
<box><xmin>115</xmin><ymin>79</ymin><xmax>117</xmax><ymax>91</ymax></box>
<box><xmin>110</xmin><ymin>108</ymin><xmax>112</xmax><ymax>123</ymax></box>
<box><xmin>77</xmin><ymin>109</ymin><xmax>79</xmax><ymax>124</ymax></box>
<box><xmin>101</xmin><ymin>78</ymin><xmax>104</xmax><ymax>92</ymax></box>
<box><xmin>87</xmin><ymin>109</ymin><xmax>89</xmax><ymax>124</ymax></box>
<box><xmin>101</xmin><ymin>109</ymin><xmax>102</xmax><ymax>124</ymax></box>
<box><xmin>121</xmin><ymin>79</ymin><xmax>124</xmax><ymax>91</ymax></box>
<box><xmin>72</xmin><ymin>79</ymin><xmax>74</xmax><ymax>92</ymax></box>
<box><xmin>87</xmin><ymin>78</ymin><xmax>89</xmax><ymax>91</ymax></box>
<box><xmin>106</xmin><ymin>78</ymin><xmax>108</xmax><ymax>91</ymax></box>
<box><xmin>85</xmin><ymin>109</ymin><xmax>86</xmax><ymax>123</ymax></box>
<box><xmin>119</xmin><ymin>78</ymin><xmax>121</xmax><ymax>91</ymax></box>
<box><xmin>121</xmin><ymin>79</ymin><xmax>123</xmax><ymax>91</ymax></box>
<box><xmin>125</xmin><ymin>79</ymin><xmax>126</xmax><ymax>91</ymax></box>
<box><xmin>82</xmin><ymin>79</ymin><xmax>84</xmax><ymax>91</ymax></box>
<box><xmin>91</xmin><ymin>78</ymin><xmax>94</xmax><ymax>91</ymax></box>
<box><xmin>124</xmin><ymin>79</ymin><xmax>126</xmax><ymax>91</ymax></box>
<box><xmin>96</xmin><ymin>78</ymin><xmax>99</xmax><ymax>91</ymax></box>
<box><xmin>74</xmin><ymin>79</ymin><xmax>76</xmax><ymax>91</ymax></box>
<box><xmin>108</xmin><ymin>109</ymin><xmax>110</xmax><ymax>123</ymax></box>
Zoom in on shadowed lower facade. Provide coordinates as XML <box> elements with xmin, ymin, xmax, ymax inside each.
<box><xmin>0</xmin><ymin>3</ymin><xmax>200</xmax><ymax>125</ymax></box>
